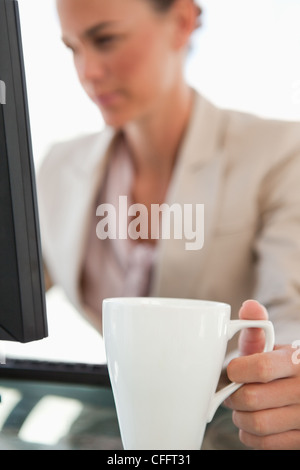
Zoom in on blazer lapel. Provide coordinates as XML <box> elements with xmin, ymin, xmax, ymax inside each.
<box><xmin>68</xmin><ymin>128</ymin><xmax>120</xmax><ymax>310</ymax></box>
<box><xmin>151</xmin><ymin>92</ymin><xmax>228</xmax><ymax>298</ymax></box>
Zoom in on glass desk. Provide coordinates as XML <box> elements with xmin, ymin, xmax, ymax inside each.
<box><xmin>0</xmin><ymin>377</ymin><xmax>122</xmax><ymax>449</ymax></box>
<box><xmin>0</xmin><ymin>361</ymin><xmax>248</xmax><ymax>450</ymax></box>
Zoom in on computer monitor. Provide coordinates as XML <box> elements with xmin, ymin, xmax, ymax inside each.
<box><xmin>0</xmin><ymin>0</ymin><xmax>109</xmax><ymax>388</ymax></box>
<box><xmin>0</xmin><ymin>0</ymin><xmax>47</xmax><ymax>343</ymax></box>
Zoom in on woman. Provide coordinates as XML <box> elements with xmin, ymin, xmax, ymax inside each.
<box><xmin>38</xmin><ymin>0</ymin><xmax>300</xmax><ymax>449</ymax></box>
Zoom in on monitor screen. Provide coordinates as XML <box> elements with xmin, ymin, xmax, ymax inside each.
<box><xmin>0</xmin><ymin>0</ymin><xmax>47</xmax><ymax>343</ymax></box>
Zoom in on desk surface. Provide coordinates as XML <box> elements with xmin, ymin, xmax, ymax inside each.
<box><xmin>0</xmin><ymin>377</ymin><xmax>249</xmax><ymax>450</ymax></box>
<box><xmin>0</xmin><ymin>378</ymin><xmax>122</xmax><ymax>450</ymax></box>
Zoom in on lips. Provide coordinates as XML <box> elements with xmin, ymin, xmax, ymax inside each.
<box><xmin>94</xmin><ymin>91</ymin><xmax>120</xmax><ymax>107</ymax></box>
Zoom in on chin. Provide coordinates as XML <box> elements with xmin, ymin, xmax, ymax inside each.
<box><xmin>99</xmin><ymin>106</ymin><xmax>138</xmax><ymax>129</ymax></box>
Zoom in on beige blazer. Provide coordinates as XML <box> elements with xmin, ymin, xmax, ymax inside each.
<box><xmin>37</xmin><ymin>91</ymin><xmax>300</xmax><ymax>348</ymax></box>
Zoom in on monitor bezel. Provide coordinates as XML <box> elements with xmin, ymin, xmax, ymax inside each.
<box><xmin>0</xmin><ymin>0</ymin><xmax>47</xmax><ymax>343</ymax></box>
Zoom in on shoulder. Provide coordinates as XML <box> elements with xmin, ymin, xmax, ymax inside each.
<box><xmin>216</xmin><ymin>107</ymin><xmax>300</xmax><ymax>207</ymax></box>
<box><xmin>223</xmin><ymin>106</ymin><xmax>300</xmax><ymax>165</ymax></box>
<box><xmin>191</xmin><ymin>91</ymin><xmax>300</xmax><ymax>173</ymax></box>
<box><xmin>38</xmin><ymin>127</ymin><xmax>115</xmax><ymax>181</ymax></box>
<box><xmin>36</xmin><ymin>127</ymin><xmax>117</xmax><ymax>226</ymax></box>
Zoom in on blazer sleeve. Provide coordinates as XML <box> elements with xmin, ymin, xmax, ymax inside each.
<box><xmin>253</xmin><ymin>141</ymin><xmax>300</xmax><ymax>345</ymax></box>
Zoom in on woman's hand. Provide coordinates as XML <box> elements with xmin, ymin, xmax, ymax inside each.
<box><xmin>224</xmin><ymin>300</ymin><xmax>300</xmax><ymax>450</ymax></box>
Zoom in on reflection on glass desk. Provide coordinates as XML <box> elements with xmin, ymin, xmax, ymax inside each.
<box><xmin>0</xmin><ymin>375</ymin><xmax>122</xmax><ymax>450</ymax></box>
<box><xmin>0</xmin><ymin>364</ymin><xmax>248</xmax><ymax>450</ymax></box>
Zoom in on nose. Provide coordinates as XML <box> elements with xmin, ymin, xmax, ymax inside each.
<box><xmin>75</xmin><ymin>47</ymin><xmax>106</xmax><ymax>84</ymax></box>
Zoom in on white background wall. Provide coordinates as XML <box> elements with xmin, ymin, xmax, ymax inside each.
<box><xmin>6</xmin><ymin>0</ymin><xmax>300</xmax><ymax>363</ymax></box>
<box><xmin>17</xmin><ymin>0</ymin><xmax>300</xmax><ymax>167</ymax></box>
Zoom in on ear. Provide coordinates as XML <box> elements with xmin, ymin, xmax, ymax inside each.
<box><xmin>170</xmin><ymin>0</ymin><xmax>198</xmax><ymax>50</ymax></box>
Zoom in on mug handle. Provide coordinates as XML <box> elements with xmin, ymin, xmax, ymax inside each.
<box><xmin>206</xmin><ymin>319</ymin><xmax>275</xmax><ymax>423</ymax></box>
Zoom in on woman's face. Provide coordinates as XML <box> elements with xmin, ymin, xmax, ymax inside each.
<box><xmin>56</xmin><ymin>0</ymin><xmax>187</xmax><ymax>127</ymax></box>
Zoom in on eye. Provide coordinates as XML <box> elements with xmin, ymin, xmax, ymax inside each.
<box><xmin>93</xmin><ymin>35</ymin><xmax>118</xmax><ymax>50</ymax></box>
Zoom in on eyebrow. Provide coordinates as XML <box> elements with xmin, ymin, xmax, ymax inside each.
<box><xmin>83</xmin><ymin>22</ymin><xmax>116</xmax><ymax>38</ymax></box>
<box><xmin>62</xmin><ymin>21</ymin><xmax>117</xmax><ymax>45</ymax></box>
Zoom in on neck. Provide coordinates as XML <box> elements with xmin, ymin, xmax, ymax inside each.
<box><xmin>123</xmin><ymin>83</ymin><xmax>194</xmax><ymax>178</ymax></box>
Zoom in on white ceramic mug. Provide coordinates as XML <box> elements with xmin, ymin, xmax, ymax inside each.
<box><xmin>103</xmin><ymin>297</ymin><xmax>275</xmax><ymax>450</ymax></box>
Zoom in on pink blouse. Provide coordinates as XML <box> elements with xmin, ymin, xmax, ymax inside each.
<box><xmin>80</xmin><ymin>137</ymin><xmax>157</xmax><ymax>323</ymax></box>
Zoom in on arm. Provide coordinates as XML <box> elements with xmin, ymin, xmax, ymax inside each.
<box><xmin>253</xmin><ymin>149</ymin><xmax>300</xmax><ymax>345</ymax></box>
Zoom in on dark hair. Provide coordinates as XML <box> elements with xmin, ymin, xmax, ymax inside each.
<box><xmin>146</xmin><ymin>0</ymin><xmax>202</xmax><ymax>26</ymax></box>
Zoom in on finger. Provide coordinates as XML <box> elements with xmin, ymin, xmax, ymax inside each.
<box><xmin>238</xmin><ymin>300</ymin><xmax>269</xmax><ymax>356</ymax></box>
<box><xmin>239</xmin><ymin>429</ymin><xmax>300</xmax><ymax>450</ymax></box>
<box><xmin>232</xmin><ymin>405</ymin><xmax>300</xmax><ymax>437</ymax></box>
<box><xmin>224</xmin><ymin>376</ymin><xmax>300</xmax><ymax>411</ymax></box>
<box><xmin>227</xmin><ymin>344</ymin><xmax>299</xmax><ymax>384</ymax></box>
